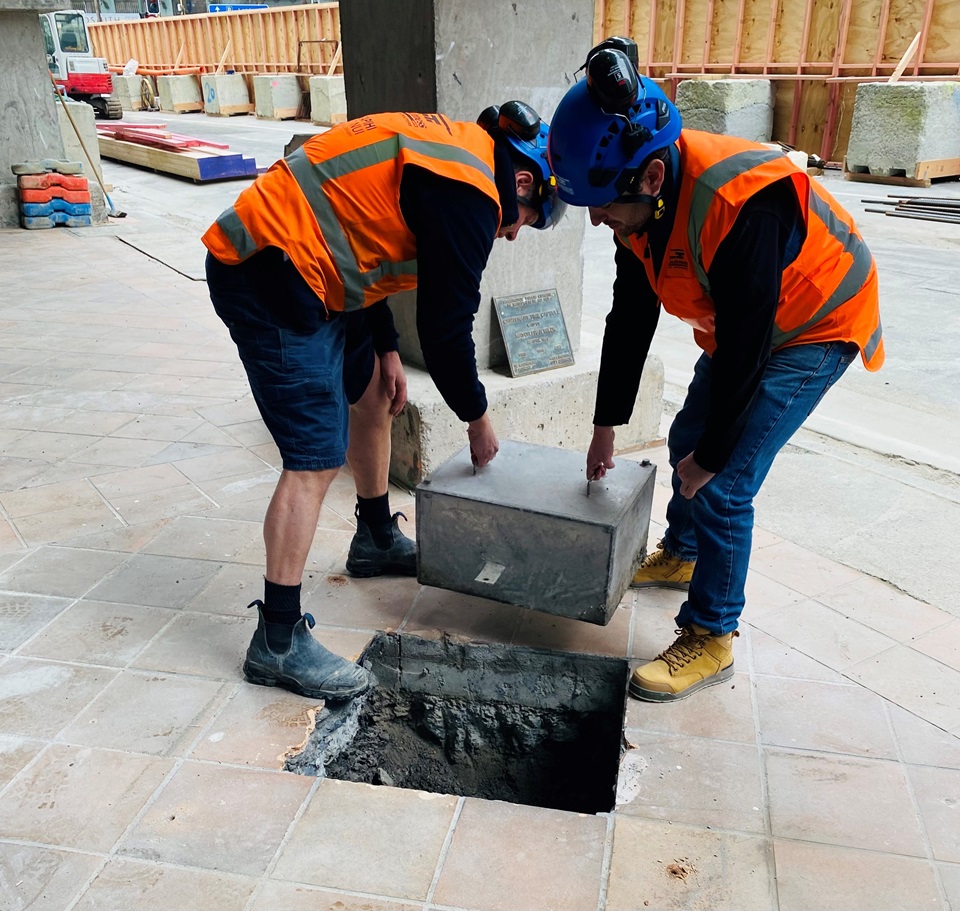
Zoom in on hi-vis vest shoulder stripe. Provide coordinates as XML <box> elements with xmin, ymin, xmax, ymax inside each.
<box><xmin>628</xmin><ymin>130</ymin><xmax>884</xmax><ymax>371</ymax></box>
<box><xmin>202</xmin><ymin>114</ymin><xmax>501</xmax><ymax>313</ymax></box>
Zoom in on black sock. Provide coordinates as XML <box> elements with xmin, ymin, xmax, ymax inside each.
<box><xmin>357</xmin><ymin>494</ymin><xmax>393</xmax><ymax>547</ymax></box>
<box><xmin>357</xmin><ymin>493</ymin><xmax>391</xmax><ymax>527</ymax></box>
<box><xmin>262</xmin><ymin>579</ymin><xmax>301</xmax><ymax>626</ymax></box>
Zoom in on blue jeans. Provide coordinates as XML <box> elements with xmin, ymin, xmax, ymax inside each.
<box><xmin>661</xmin><ymin>342</ymin><xmax>859</xmax><ymax>635</ymax></box>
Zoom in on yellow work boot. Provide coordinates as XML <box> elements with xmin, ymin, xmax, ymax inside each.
<box><xmin>630</xmin><ymin>541</ymin><xmax>695</xmax><ymax>590</ymax></box>
<box><xmin>629</xmin><ymin>624</ymin><xmax>739</xmax><ymax>702</ymax></box>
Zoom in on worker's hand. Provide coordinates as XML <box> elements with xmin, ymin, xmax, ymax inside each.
<box><xmin>378</xmin><ymin>351</ymin><xmax>407</xmax><ymax>416</ymax></box>
<box><xmin>467</xmin><ymin>413</ymin><xmax>499</xmax><ymax>468</ymax></box>
<box><xmin>587</xmin><ymin>425</ymin><xmax>616</xmax><ymax>480</ymax></box>
<box><xmin>677</xmin><ymin>452</ymin><xmax>715</xmax><ymax>499</ymax></box>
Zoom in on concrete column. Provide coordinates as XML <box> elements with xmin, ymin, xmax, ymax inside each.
<box><xmin>339</xmin><ymin>0</ymin><xmax>664</xmax><ymax>484</ymax></box>
<box><xmin>0</xmin><ymin>1</ymin><xmax>70</xmax><ymax>229</ymax></box>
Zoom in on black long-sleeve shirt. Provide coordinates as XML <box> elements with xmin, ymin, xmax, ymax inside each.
<box><xmin>393</xmin><ymin>141</ymin><xmax>518</xmax><ymax>423</ymax></box>
<box><xmin>594</xmin><ymin>174</ymin><xmax>806</xmax><ymax>472</ymax></box>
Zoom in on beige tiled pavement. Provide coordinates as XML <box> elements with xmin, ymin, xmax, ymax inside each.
<box><xmin>2</xmin><ymin>225</ymin><xmax>960</xmax><ymax>911</ymax></box>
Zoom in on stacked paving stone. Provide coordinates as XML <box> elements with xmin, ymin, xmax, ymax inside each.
<box><xmin>11</xmin><ymin>161</ymin><xmax>91</xmax><ymax>229</ymax></box>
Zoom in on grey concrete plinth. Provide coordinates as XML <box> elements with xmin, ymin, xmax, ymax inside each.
<box><xmin>845</xmin><ymin>82</ymin><xmax>960</xmax><ymax>178</ymax></box>
<box><xmin>675</xmin><ymin>79</ymin><xmax>775</xmax><ymax>142</ymax></box>
<box><xmin>113</xmin><ymin>74</ymin><xmax>148</xmax><ymax>111</ymax></box>
<box><xmin>157</xmin><ymin>75</ymin><xmax>203</xmax><ymax>114</ymax></box>
<box><xmin>390</xmin><ymin>353</ymin><xmax>663</xmax><ymax>489</ymax></box>
<box><xmin>309</xmin><ymin>75</ymin><xmax>346</xmax><ymax>126</ymax></box>
<box><xmin>0</xmin><ymin>8</ymin><xmax>67</xmax><ymax>227</ymax></box>
<box><xmin>201</xmin><ymin>73</ymin><xmax>253</xmax><ymax>117</ymax></box>
<box><xmin>254</xmin><ymin>74</ymin><xmax>301</xmax><ymax>120</ymax></box>
<box><xmin>416</xmin><ymin>440</ymin><xmax>656</xmax><ymax>625</ymax></box>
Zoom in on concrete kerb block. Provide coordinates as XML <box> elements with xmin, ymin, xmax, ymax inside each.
<box><xmin>845</xmin><ymin>82</ymin><xmax>960</xmax><ymax>178</ymax></box>
<box><xmin>254</xmin><ymin>73</ymin><xmax>301</xmax><ymax>120</ymax></box>
<box><xmin>310</xmin><ymin>74</ymin><xmax>346</xmax><ymax>126</ymax></box>
<box><xmin>675</xmin><ymin>78</ymin><xmax>775</xmax><ymax>142</ymax></box>
<box><xmin>157</xmin><ymin>74</ymin><xmax>203</xmax><ymax>113</ymax></box>
<box><xmin>56</xmin><ymin>99</ymin><xmax>105</xmax><ymax>193</ymax></box>
<box><xmin>201</xmin><ymin>73</ymin><xmax>254</xmax><ymax>117</ymax></box>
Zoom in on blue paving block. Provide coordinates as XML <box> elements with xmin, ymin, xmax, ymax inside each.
<box><xmin>21</xmin><ymin>213</ymin><xmax>93</xmax><ymax>229</ymax></box>
<box><xmin>21</xmin><ymin>199</ymin><xmax>92</xmax><ymax>217</ymax></box>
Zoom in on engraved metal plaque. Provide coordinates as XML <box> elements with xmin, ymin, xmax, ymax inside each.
<box><xmin>492</xmin><ymin>288</ymin><xmax>574</xmax><ymax>378</ymax></box>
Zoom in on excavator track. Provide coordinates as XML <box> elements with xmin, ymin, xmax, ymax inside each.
<box><xmin>104</xmin><ymin>97</ymin><xmax>124</xmax><ymax>120</ymax></box>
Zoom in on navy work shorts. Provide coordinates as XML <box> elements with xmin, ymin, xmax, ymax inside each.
<box><xmin>206</xmin><ymin>249</ymin><xmax>376</xmax><ymax>471</ymax></box>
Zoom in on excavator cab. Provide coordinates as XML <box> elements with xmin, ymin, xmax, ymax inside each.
<box><xmin>40</xmin><ymin>10</ymin><xmax>122</xmax><ymax>120</ymax></box>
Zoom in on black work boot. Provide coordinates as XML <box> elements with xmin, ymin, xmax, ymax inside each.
<box><xmin>242</xmin><ymin>601</ymin><xmax>374</xmax><ymax>701</ymax></box>
<box><xmin>346</xmin><ymin>511</ymin><xmax>417</xmax><ymax>578</ymax></box>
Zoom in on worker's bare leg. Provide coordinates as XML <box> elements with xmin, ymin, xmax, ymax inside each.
<box><xmin>345</xmin><ymin>358</ymin><xmax>417</xmax><ymax>577</ymax></box>
<box><xmin>243</xmin><ymin>466</ymin><xmax>372</xmax><ymax>700</ymax></box>
<box><xmin>264</xmin><ymin>467</ymin><xmax>338</xmax><ymax>583</ymax></box>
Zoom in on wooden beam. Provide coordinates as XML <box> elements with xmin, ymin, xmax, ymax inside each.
<box><xmin>702</xmin><ymin>0</ymin><xmax>715</xmax><ymax>70</ymax></box>
<box><xmin>888</xmin><ymin>32</ymin><xmax>922</xmax><ymax>83</ymax></box>
<box><xmin>763</xmin><ymin>0</ymin><xmax>780</xmax><ymax>75</ymax></box>
<box><xmin>871</xmin><ymin>0</ymin><xmax>891</xmax><ymax>76</ymax></box>
<box><xmin>732</xmin><ymin>0</ymin><xmax>747</xmax><ymax>73</ymax></box>
<box><xmin>913</xmin><ymin>0</ymin><xmax>936</xmax><ymax>77</ymax></box>
<box><xmin>645</xmin><ymin>0</ymin><xmax>658</xmax><ymax>77</ymax></box>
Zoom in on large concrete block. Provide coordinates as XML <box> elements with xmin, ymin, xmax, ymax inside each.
<box><xmin>112</xmin><ymin>73</ymin><xmax>149</xmax><ymax>111</ymax></box>
<box><xmin>157</xmin><ymin>75</ymin><xmax>203</xmax><ymax>114</ymax></box>
<box><xmin>675</xmin><ymin>79</ymin><xmax>774</xmax><ymax>142</ymax></box>
<box><xmin>201</xmin><ymin>73</ymin><xmax>253</xmax><ymax>116</ymax></box>
<box><xmin>416</xmin><ymin>440</ymin><xmax>655</xmax><ymax>625</ymax></box>
<box><xmin>845</xmin><ymin>82</ymin><xmax>960</xmax><ymax>178</ymax></box>
<box><xmin>254</xmin><ymin>74</ymin><xmax>301</xmax><ymax>120</ymax></box>
<box><xmin>309</xmin><ymin>74</ymin><xmax>346</xmax><ymax>125</ymax></box>
<box><xmin>391</xmin><ymin>354</ymin><xmax>663</xmax><ymax>489</ymax></box>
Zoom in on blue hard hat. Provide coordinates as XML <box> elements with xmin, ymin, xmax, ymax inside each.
<box><xmin>547</xmin><ymin>49</ymin><xmax>682</xmax><ymax>208</ymax></box>
<box><xmin>478</xmin><ymin>101</ymin><xmax>567</xmax><ymax>230</ymax></box>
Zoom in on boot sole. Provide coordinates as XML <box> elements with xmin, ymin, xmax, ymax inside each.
<box><xmin>629</xmin><ymin>579</ymin><xmax>691</xmax><ymax>591</ymax></box>
<box><xmin>346</xmin><ymin>560</ymin><xmax>417</xmax><ymax>579</ymax></box>
<box><xmin>243</xmin><ymin>663</ymin><xmax>372</xmax><ymax>702</ymax></box>
<box><xmin>629</xmin><ymin>661</ymin><xmax>735</xmax><ymax>702</ymax></box>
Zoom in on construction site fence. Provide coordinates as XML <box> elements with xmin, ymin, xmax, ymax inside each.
<box><xmin>87</xmin><ymin>3</ymin><xmax>341</xmax><ymax>76</ymax></box>
<box><xmin>594</xmin><ymin>0</ymin><xmax>960</xmax><ymax>163</ymax></box>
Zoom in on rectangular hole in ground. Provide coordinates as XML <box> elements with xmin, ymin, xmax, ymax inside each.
<box><xmin>286</xmin><ymin>631</ymin><xmax>629</xmax><ymax>815</ymax></box>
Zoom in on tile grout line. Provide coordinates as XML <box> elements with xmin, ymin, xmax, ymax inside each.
<box><xmin>594</xmin><ymin>810</ymin><xmax>617</xmax><ymax>911</ymax></box>
<box><xmin>881</xmin><ymin>697</ymin><xmax>953</xmax><ymax>910</ymax></box>
<box><xmin>745</xmin><ymin>623</ymin><xmax>782</xmax><ymax>910</ymax></box>
<box><xmin>241</xmin><ymin>773</ymin><xmax>327</xmax><ymax>911</ymax></box>
<box><xmin>0</xmin><ymin>498</ymin><xmax>29</xmax><ymax>550</ymax></box>
<box><xmin>422</xmin><ymin>795</ymin><xmax>465</xmax><ymax>910</ymax></box>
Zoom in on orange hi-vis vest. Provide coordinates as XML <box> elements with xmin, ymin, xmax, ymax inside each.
<box><xmin>202</xmin><ymin>112</ymin><xmax>502</xmax><ymax>313</ymax></box>
<box><xmin>627</xmin><ymin>130</ymin><xmax>884</xmax><ymax>371</ymax></box>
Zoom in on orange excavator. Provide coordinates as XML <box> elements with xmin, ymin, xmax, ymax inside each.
<box><xmin>40</xmin><ymin>10</ymin><xmax>123</xmax><ymax>120</ymax></box>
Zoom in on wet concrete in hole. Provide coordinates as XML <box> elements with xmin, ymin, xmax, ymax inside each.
<box><xmin>287</xmin><ymin>631</ymin><xmax>629</xmax><ymax>814</ymax></box>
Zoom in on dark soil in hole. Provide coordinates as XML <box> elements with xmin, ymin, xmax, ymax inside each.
<box><xmin>324</xmin><ymin>685</ymin><xmax>622</xmax><ymax>814</ymax></box>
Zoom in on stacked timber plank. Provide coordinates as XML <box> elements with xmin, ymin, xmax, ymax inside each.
<box><xmin>96</xmin><ymin>123</ymin><xmax>257</xmax><ymax>182</ymax></box>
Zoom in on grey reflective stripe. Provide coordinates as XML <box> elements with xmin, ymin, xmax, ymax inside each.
<box><xmin>216</xmin><ymin>207</ymin><xmax>258</xmax><ymax>260</ymax></box>
<box><xmin>287</xmin><ymin>134</ymin><xmax>493</xmax><ymax>310</ymax></box>
<box><xmin>687</xmin><ymin>149</ymin><xmax>786</xmax><ymax>291</ymax></box>
<box><xmin>771</xmin><ymin>191</ymin><xmax>874</xmax><ymax>349</ymax></box>
<box><xmin>362</xmin><ymin>259</ymin><xmax>418</xmax><ymax>287</ymax></box>
<box><xmin>863</xmin><ymin>318</ymin><xmax>883</xmax><ymax>363</ymax></box>
<box><xmin>287</xmin><ymin>146</ymin><xmax>365</xmax><ymax>310</ymax></box>
<box><xmin>396</xmin><ymin>134</ymin><xmax>495</xmax><ymax>182</ymax></box>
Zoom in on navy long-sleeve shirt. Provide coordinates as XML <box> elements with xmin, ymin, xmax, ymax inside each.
<box><xmin>594</xmin><ymin>172</ymin><xmax>805</xmax><ymax>472</ymax></box>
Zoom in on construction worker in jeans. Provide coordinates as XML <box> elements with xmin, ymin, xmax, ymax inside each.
<box><xmin>202</xmin><ymin>105</ymin><xmax>565</xmax><ymax>702</ymax></box>
<box><xmin>547</xmin><ymin>38</ymin><xmax>884</xmax><ymax>702</ymax></box>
